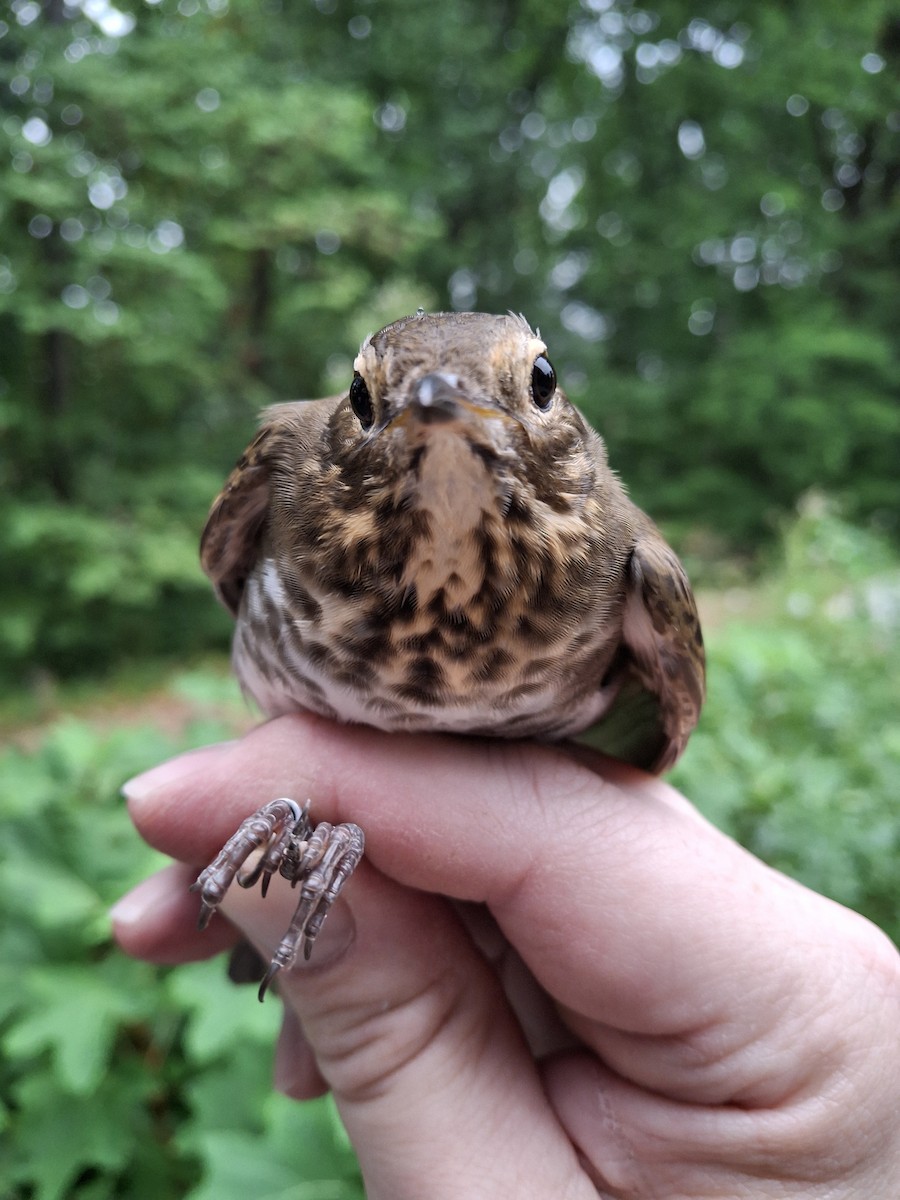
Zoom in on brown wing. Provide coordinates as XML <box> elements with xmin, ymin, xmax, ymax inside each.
<box><xmin>201</xmin><ymin>396</ymin><xmax>347</xmax><ymax>615</ymax></box>
<box><xmin>200</xmin><ymin>422</ymin><xmax>279</xmax><ymax>616</ymax></box>
<box><xmin>201</xmin><ymin>397</ymin><xmax>346</xmax><ymax>615</ymax></box>
<box><xmin>618</xmin><ymin>525</ymin><xmax>706</xmax><ymax>771</ymax></box>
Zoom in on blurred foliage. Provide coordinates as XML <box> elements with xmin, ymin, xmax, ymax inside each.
<box><xmin>672</xmin><ymin>498</ymin><xmax>900</xmax><ymax>941</ymax></box>
<box><xmin>0</xmin><ymin>687</ymin><xmax>364</xmax><ymax>1200</ymax></box>
<box><xmin>1</xmin><ymin>0</ymin><xmax>898</xmax><ymax>681</ymax></box>
<box><xmin>0</xmin><ymin>505</ymin><xmax>898</xmax><ymax>1198</ymax></box>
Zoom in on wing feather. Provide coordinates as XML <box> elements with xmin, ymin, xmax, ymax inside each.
<box><xmin>620</xmin><ymin>527</ymin><xmax>706</xmax><ymax>771</ymax></box>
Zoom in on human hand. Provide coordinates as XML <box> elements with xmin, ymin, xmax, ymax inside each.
<box><xmin>114</xmin><ymin>716</ymin><xmax>900</xmax><ymax>1199</ymax></box>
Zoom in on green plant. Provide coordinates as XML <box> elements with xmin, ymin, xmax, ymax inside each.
<box><xmin>673</xmin><ymin>499</ymin><xmax>900</xmax><ymax>942</ymax></box>
<box><xmin>0</xmin><ymin>700</ymin><xmax>363</xmax><ymax>1200</ymax></box>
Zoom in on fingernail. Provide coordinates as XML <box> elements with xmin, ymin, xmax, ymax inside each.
<box><xmin>121</xmin><ymin>740</ymin><xmax>237</xmax><ymax>801</ymax></box>
<box><xmin>223</xmin><ymin>887</ymin><xmax>357</xmax><ymax>975</ymax></box>
<box><xmin>296</xmin><ymin>901</ymin><xmax>356</xmax><ymax>971</ymax></box>
<box><xmin>109</xmin><ymin>869</ymin><xmax>181</xmax><ymax>929</ymax></box>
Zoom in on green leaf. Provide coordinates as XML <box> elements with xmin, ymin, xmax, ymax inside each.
<box><xmin>4</xmin><ymin>964</ymin><xmax>145</xmax><ymax>1093</ymax></box>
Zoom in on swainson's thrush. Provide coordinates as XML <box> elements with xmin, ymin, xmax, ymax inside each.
<box><xmin>192</xmin><ymin>311</ymin><xmax>705</xmax><ymax>995</ymax></box>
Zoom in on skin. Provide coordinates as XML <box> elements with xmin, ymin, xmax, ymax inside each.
<box><xmin>114</xmin><ymin>715</ymin><xmax>900</xmax><ymax>1199</ymax></box>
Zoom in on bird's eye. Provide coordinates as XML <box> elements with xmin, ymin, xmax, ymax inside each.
<box><xmin>531</xmin><ymin>355</ymin><xmax>557</xmax><ymax>410</ymax></box>
<box><xmin>349</xmin><ymin>373</ymin><xmax>374</xmax><ymax>428</ymax></box>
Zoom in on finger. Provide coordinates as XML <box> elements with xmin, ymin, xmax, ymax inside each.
<box><xmin>273</xmin><ymin>1008</ymin><xmax>329</xmax><ymax>1101</ymax></box>
<box><xmin>121</xmin><ymin>718</ymin><xmax>780</xmax><ymax>1026</ymax></box>
<box><xmin>120</xmin><ymin>715</ymin><xmax>869</xmax><ymax>1110</ymax></box>
<box><xmin>540</xmin><ymin>1047</ymin><xmax>896</xmax><ymax>1200</ymax></box>
<box><xmin>219</xmin><ymin>860</ymin><xmax>593</xmax><ymax>1198</ymax></box>
<box><xmin>111</xmin><ymin>862</ymin><xmax>241</xmax><ymax>963</ymax></box>
<box><xmin>542</xmin><ymin>1051</ymin><xmax>762</xmax><ymax>1198</ymax></box>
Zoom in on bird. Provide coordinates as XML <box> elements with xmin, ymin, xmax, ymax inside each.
<box><xmin>191</xmin><ymin>310</ymin><xmax>705</xmax><ymax>997</ymax></box>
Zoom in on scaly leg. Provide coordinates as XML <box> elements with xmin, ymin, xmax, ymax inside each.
<box><xmin>190</xmin><ymin>798</ymin><xmax>365</xmax><ymax>999</ymax></box>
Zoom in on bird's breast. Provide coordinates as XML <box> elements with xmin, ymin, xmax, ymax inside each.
<box><xmin>232</xmin><ymin>531</ymin><xmax>626</xmax><ymax>740</ymax></box>
<box><xmin>398</xmin><ymin>425</ymin><xmax>499</xmax><ymax>610</ymax></box>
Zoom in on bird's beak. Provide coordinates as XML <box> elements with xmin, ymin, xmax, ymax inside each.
<box><xmin>391</xmin><ymin>372</ymin><xmax>507</xmax><ymax>431</ymax></box>
<box><xmin>408</xmin><ymin>372</ymin><xmax>466</xmax><ymax>425</ymax></box>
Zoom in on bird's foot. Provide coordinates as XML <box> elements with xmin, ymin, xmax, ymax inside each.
<box><xmin>190</xmin><ymin>798</ymin><xmax>365</xmax><ymax>1000</ymax></box>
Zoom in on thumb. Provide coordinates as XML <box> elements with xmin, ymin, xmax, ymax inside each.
<box><xmin>220</xmin><ymin>862</ymin><xmax>590</xmax><ymax>1199</ymax></box>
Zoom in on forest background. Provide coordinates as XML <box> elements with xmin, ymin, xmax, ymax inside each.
<box><xmin>1</xmin><ymin>1</ymin><xmax>898</xmax><ymax>1197</ymax></box>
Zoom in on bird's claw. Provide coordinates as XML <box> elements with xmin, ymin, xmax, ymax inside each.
<box><xmin>190</xmin><ymin>797</ymin><xmax>365</xmax><ymax>999</ymax></box>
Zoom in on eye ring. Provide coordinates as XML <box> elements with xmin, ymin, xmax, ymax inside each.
<box><xmin>349</xmin><ymin>373</ymin><xmax>374</xmax><ymax>428</ymax></box>
<box><xmin>531</xmin><ymin>355</ymin><xmax>556</xmax><ymax>410</ymax></box>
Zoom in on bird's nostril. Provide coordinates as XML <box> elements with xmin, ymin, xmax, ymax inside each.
<box><xmin>412</xmin><ymin>373</ymin><xmax>462</xmax><ymax>422</ymax></box>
